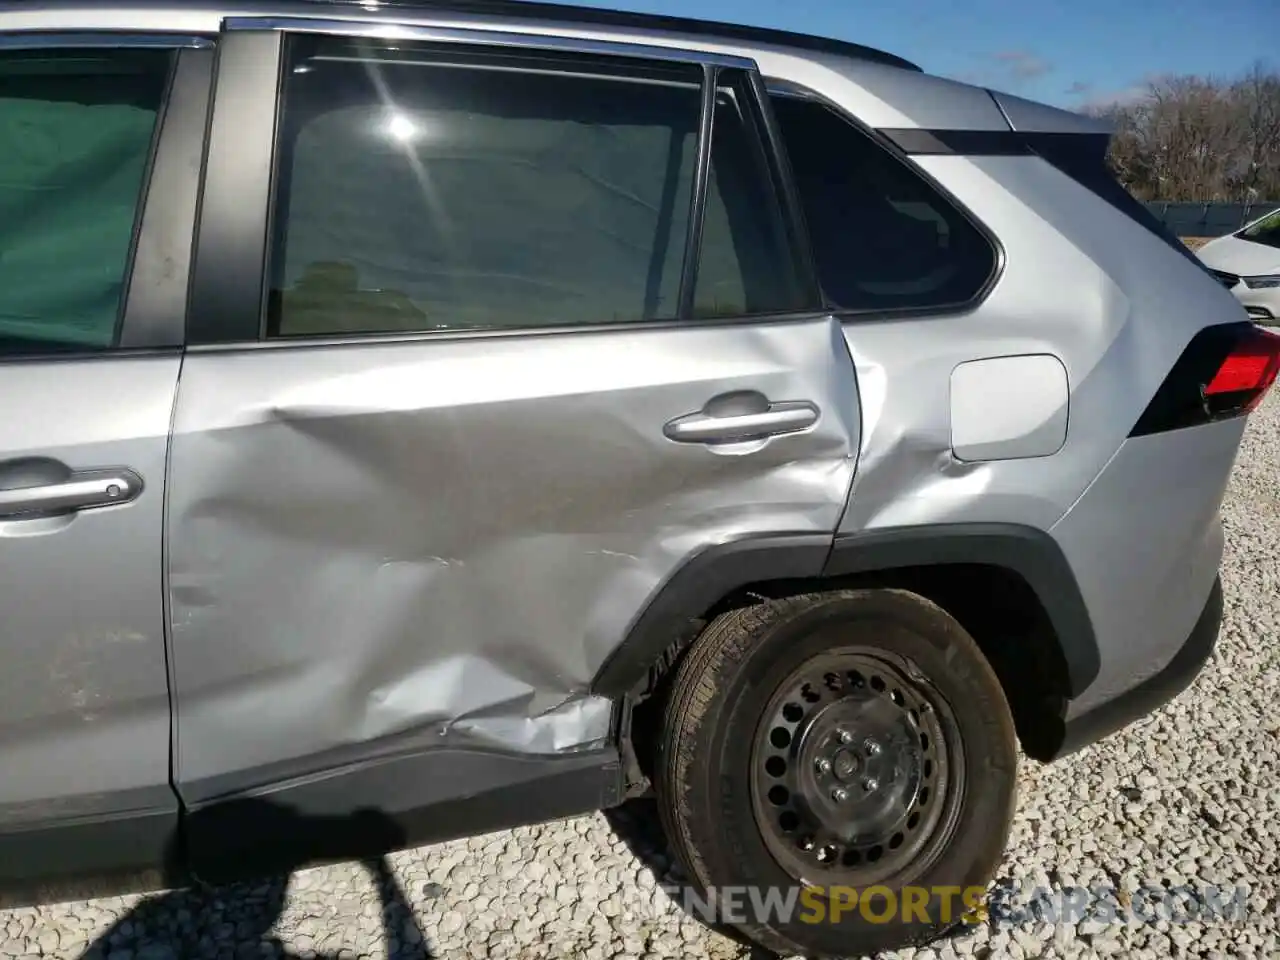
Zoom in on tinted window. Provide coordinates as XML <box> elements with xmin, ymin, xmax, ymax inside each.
<box><xmin>693</xmin><ymin>81</ymin><xmax>808</xmax><ymax>318</ymax></box>
<box><xmin>270</xmin><ymin>39</ymin><xmax>710</xmax><ymax>337</ymax></box>
<box><xmin>0</xmin><ymin>49</ymin><xmax>169</xmax><ymax>352</ymax></box>
<box><xmin>1238</xmin><ymin>208</ymin><xmax>1280</xmax><ymax>250</ymax></box>
<box><xmin>769</xmin><ymin>94</ymin><xmax>995</xmax><ymax>312</ymax></box>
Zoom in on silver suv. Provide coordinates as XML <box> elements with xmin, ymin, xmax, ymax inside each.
<box><xmin>1</xmin><ymin>1</ymin><xmax>1276</xmax><ymax>957</ymax></box>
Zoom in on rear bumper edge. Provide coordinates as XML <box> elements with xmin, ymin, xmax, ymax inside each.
<box><xmin>1048</xmin><ymin>575</ymin><xmax>1223</xmax><ymax>760</ymax></box>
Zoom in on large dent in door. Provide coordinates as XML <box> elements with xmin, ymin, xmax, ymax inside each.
<box><xmin>170</xmin><ymin>488</ymin><xmax>622</xmax><ymax>765</ymax></box>
<box><xmin>168</xmin><ymin>321</ymin><xmax>858</xmax><ymax>793</ymax></box>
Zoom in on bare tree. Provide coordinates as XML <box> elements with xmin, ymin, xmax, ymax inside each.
<box><xmin>1230</xmin><ymin>61</ymin><xmax>1280</xmax><ymax>200</ymax></box>
<box><xmin>1092</xmin><ymin>62</ymin><xmax>1280</xmax><ymax>202</ymax></box>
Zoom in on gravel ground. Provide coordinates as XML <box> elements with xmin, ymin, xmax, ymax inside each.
<box><xmin>4</xmin><ymin>389</ymin><xmax>1279</xmax><ymax>960</ymax></box>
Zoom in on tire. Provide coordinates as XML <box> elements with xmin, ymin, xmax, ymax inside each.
<box><xmin>654</xmin><ymin>588</ymin><xmax>1018</xmax><ymax>959</ymax></box>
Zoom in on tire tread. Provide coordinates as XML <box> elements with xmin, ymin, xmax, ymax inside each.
<box><xmin>654</xmin><ymin>589</ymin><xmax>1017</xmax><ymax>959</ymax></box>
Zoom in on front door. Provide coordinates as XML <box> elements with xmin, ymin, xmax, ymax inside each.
<box><xmin>0</xmin><ymin>38</ymin><xmax>209</xmax><ymax>882</ymax></box>
<box><xmin>166</xmin><ymin>22</ymin><xmax>861</xmax><ymax>818</ymax></box>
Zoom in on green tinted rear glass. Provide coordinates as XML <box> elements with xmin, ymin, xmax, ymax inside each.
<box><xmin>0</xmin><ymin>49</ymin><xmax>171</xmax><ymax>352</ymax></box>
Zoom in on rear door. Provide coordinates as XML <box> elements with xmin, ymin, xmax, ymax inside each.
<box><xmin>0</xmin><ymin>36</ymin><xmax>210</xmax><ymax>881</ymax></box>
<box><xmin>168</xmin><ymin>20</ymin><xmax>860</xmax><ymax>810</ymax></box>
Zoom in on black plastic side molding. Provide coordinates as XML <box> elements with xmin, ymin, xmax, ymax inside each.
<box><xmin>0</xmin><ymin>802</ymin><xmax>177</xmax><ymax>904</ymax></box>
<box><xmin>185</xmin><ymin>748</ymin><xmax>622</xmax><ymax>885</ymax></box>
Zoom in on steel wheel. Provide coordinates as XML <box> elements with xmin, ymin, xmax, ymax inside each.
<box><xmin>749</xmin><ymin>647</ymin><xmax>963</xmax><ymax>887</ymax></box>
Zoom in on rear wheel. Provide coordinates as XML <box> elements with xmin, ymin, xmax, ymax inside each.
<box><xmin>655</xmin><ymin>589</ymin><xmax>1018</xmax><ymax>958</ymax></box>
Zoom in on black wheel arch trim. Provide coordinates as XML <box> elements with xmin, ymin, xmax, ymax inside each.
<box><xmin>591</xmin><ymin>534</ymin><xmax>833</xmax><ymax>698</ymax></box>
<box><xmin>591</xmin><ymin>523</ymin><xmax>1101</xmax><ymax>701</ymax></box>
<box><xmin>823</xmin><ymin>524</ymin><xmax>1100</xmax><ymax>697</ymax></box>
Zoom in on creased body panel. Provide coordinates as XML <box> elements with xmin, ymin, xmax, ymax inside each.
<box><xmin>167</xmin><ymin>318</ymin><xmax>858</xmax><ymax>798</ymax></box>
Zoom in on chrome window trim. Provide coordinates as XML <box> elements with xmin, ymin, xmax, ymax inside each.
<box><xmin>0</xmin><ymin>32</ymin><xmax>212</xmax><ymax>49</ymax></box>
<box><xmin>223</xmin><ymin>16</ymin><xmax>757</xmax><ymax>71</ymax></box>
<box><xmin>184</xmin><ymin>307</ymin><xmax>840</xmax><ymax>354</ymax></box>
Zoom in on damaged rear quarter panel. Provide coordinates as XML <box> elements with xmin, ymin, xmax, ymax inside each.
<box><xmin>166</xmin><ymin>318</ymin><xmax>859</xmax><ymax>799</ymax></box>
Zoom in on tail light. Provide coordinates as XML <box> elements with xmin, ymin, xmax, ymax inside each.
<box><xmin>1131</xmin><ymin>322</ymin><xmax>1280</xmax><ymax>437</ymax></box>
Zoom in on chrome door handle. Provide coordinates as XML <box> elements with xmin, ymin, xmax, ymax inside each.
<box><xmin>664</xmin><ymin>400</ymin><xmax>820</xmax><ymax>444</ymax></box>
<box><xmin>0</xmin><ymin>469</ymin><xmax>143</xmax><ymax>519</ymax></box>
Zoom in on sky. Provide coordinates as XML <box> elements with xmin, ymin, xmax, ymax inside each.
<box><xmin>538</xmin><ymin>0</ymin><xmax>1278</xmax><ymax>109</ymax></box>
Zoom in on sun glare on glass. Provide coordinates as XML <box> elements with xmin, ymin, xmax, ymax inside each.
<box><xmin>385</xmin><ymin>113</ymin><xmax>418</xmax><ymax>143</ymax></box>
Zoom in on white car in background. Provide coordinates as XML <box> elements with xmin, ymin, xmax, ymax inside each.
<box><xmin>1197</xmin><ymin>208</ymin><xmax>1280</xmax><ymax>325</ymax></box>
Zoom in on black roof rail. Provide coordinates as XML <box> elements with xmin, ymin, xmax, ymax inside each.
<box><xmin>302</xmin><ymin>0</ymin><xmax>923</xmax><ymax>72</ymax></box>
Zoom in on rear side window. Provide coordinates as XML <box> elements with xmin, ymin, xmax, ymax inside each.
<box><xmin>268</xmin><ymin>38</ymin><xmax>806</xmax><ymax>338</ymax></box>
<box><xmin>0</xmin><ymin>49</ymin><xmax>170</xmax><ymax>353</ymax></box>
<box><xmin>1237</xmin><ymin>209</ymin><xmax>1280</xmax><ymax>250</ymax></box>
<box><xmin>768</xmin><ymin>94</ymin><xmax>995</xmax><ymax>313</ymax></box>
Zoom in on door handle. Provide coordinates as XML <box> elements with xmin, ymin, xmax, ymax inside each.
<box><xmin>664</xmin><ymin>399</ymin><xmax>820</xmax><ymax>444</ymax></box>
<box><xmin>0</xmin><ymin>469</ymin><xmax>143</xmax><ymax>519</ymax></box>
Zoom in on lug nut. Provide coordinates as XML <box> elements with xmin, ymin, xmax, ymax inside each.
<box><xmin>862</xmin><ymin>777</ymin><xmax>879</xmax><ymax>792</ymax></box>
<box><xmin>864</xmin><ymin>739</ymin><xmax>882</xmax><ymax>757</ymax></box>
<box><xmin>831</xmin><ymin>787</ymin><xmax>849</xmax><ymax>802</ymax></box>
<box><xmin>814</xmin><ymin>757</ymin><xmax>832</xmax><ymax>774</ymax></box>
<box><xmin>837</xmin><ymin>729</ymin><xmax>854</xmax><ymax>745</ymax></box>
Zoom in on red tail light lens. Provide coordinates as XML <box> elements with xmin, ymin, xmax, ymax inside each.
<box><xmin>1131</xmin><ymin>323</ymin><xmax>1280</xmax><ymax>437</ymax></box>
<box><xmin>1203</xmin><ymin>327</ymin><xmax>1280</xmax><ymax>411</ymax></box>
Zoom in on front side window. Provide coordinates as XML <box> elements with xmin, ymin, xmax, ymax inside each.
<box><xmin>768</xmin><ymin>93</ymin><xmax>996</xmax><ymax>313</ymax></box>
<box><xmin>0</xmin><ymin>49</ymin><xmax>170</xmax><ymax>352</ymax></box>
<box><xmin>1238</xmin><ymin>209</ymin><xmax>1280</xmax><ymax>250</ymax></box>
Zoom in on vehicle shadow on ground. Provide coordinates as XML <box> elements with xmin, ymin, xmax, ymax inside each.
<box><xmin>76</xmin><ymin>800</ymin><xmax>436</xmax><ymax>960</ymax></box>
<box><xmin>605</xmin><ymin>798</ymin><xmax>777</xmax><ymax>960</ymax></box>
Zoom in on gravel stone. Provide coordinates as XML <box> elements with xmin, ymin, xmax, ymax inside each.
<box><xmin>3</xmin><ymin>393</ymin><xmax>1279</xmax><ymax>959</ymax></box>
